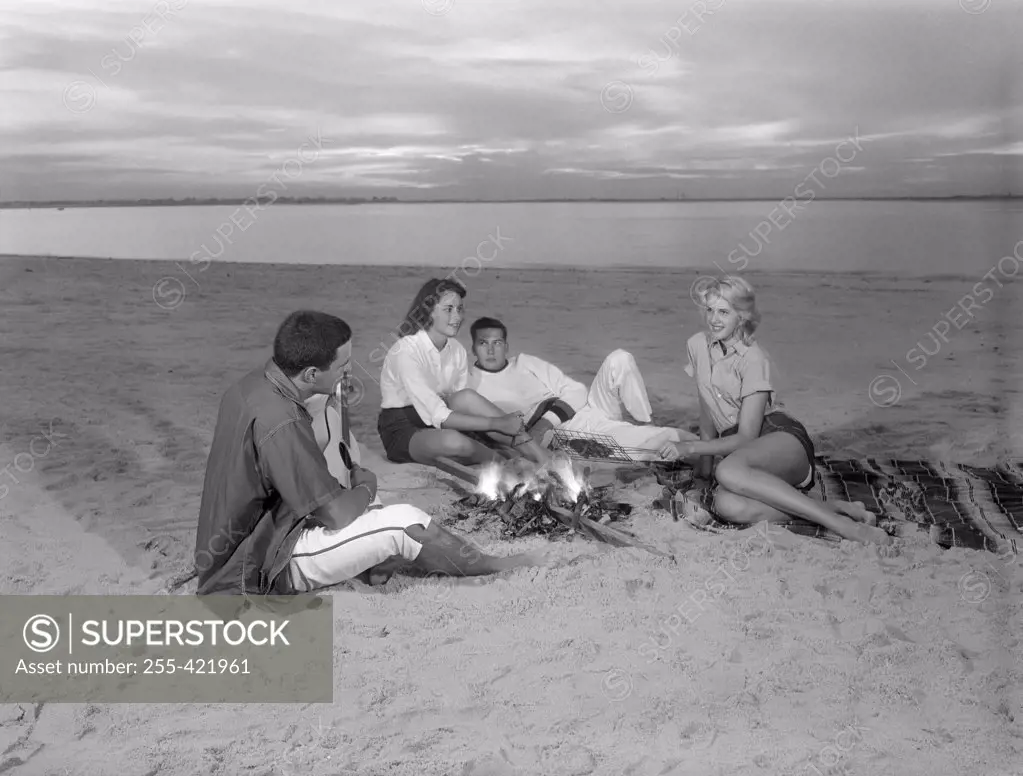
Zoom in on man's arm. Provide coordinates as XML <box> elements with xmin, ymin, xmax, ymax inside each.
<box><xmin>309</xmin><ymin>484</ymin><xmax>373</xmax><ymax>531</ymax></box>
<box><xmin>257</xmin><ymin>417</ymin><xmax>371</xmax><ymax>533</ymax></box>
<box><xmin>519</xmin><ymin>354</ymin><xmax>589</xmax><ymax>414</ymax></box>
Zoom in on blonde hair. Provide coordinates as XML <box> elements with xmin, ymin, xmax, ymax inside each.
<box><xmin>698</xmin><ymin>275</ymin><xmax>761</xmax><ymax>345</ymax></box>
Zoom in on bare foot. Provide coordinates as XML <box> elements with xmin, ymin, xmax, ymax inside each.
<box><xmin>833</xmin><ymin>500</ymin><xmax>878</xmax><ymax>525</ymax></box>
<box><xmin>513</xmin><ymin>434</ymin><xmax>552</xmax><ymax>467</ymax></box>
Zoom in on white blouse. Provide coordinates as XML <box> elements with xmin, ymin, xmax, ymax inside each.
<box><xmin>379</xmin><ymin>329</ymin><xmax>468</xmax><ymax>428</ymax></box>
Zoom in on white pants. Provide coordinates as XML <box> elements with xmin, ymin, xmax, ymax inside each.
<box><xmin>560</xmin><ymin>350</ymin><xmax>695</xmax><ymax>459</ymax></box>
<box><xmin>287</xmin><ymin>505</ymin><xmax>433</xmax><ymax>592</ymax></box>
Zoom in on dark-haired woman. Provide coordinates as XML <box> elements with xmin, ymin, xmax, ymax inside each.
<box><xmin>377</xmin><ymin>278</ymin><xmax>550</xmax><ymax>469</ymax></box>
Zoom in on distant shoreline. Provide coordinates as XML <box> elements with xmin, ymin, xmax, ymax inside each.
<box><xmin>0</xmin><ymin>253</ymin><xmax>984</xmax><ymax>282</ymax></box>
<box><xmin>0</xmin><ymin>195</ymin><xmax>1019</xmax><ymax>210</ymax></box>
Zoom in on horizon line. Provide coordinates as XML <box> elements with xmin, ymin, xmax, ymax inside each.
<box><xmin>1</xmin><ymin>193</ymin><xmax>1020</xmax><ymax>209</ymax></box>
<box><xmin>0</xmin><ymin>254</ymin><xmax>988</xmax><ymax>283</ymax></box>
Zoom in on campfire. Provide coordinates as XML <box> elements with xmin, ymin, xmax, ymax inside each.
<box><xmin>453</xmin><ymin>455</ymin><xmax>640</xmax><ymax>546</ymax></box>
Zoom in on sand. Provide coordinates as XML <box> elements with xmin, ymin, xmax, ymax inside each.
<box><xmin>0</xmin><ymin>255</ymin><xmax>1020</xmax><ymax>776</ymax></box>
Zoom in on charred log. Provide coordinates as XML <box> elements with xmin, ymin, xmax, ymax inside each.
<box><xmin>454</xmin><ymin>477</ymin><xmax>634</xmax><ymax>542</ymax></box>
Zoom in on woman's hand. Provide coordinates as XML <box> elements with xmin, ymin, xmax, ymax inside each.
<box><xmin>659</xmin><ymin>440</ymin><xmax>698</xmax><ymax>461</ymax></box>
<box><xmin>492</xmin><ymin>412</ymin><xmax>527</xmax><ymax>437</ymax></box>
<box><xmin>659</xmin><ymin>443</ymin><xmax>680</xmax><ymax>461</ymax></box>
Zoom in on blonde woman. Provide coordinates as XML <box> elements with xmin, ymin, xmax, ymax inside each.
<box><xmin>662</xmin><ymin>276</ymin><xmax>891</xmax><ymax>546</ymax></box>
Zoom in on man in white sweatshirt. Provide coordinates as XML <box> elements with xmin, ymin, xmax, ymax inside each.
<box><xmin>465</xmin><ymin>317</ymin><xmax>693</xmax><ymax>460</ymax></box>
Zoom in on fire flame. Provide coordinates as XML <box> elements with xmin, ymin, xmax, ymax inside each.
<box><xmin>474</xmin><ymin>454</ymin><xmax>587</xmax><ymax>504</ymax></box>
<box><xmin>550</xmin><ymin>454</ymin><xmax>584</xmax><ymax>502</ymax></box>
<box><xmin>476</xmin><ymin>462</ymin><xmax>504</xmax><ymax>500</ymax></box>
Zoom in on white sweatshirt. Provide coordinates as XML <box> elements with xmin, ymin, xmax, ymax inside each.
<box><xmin>467</xmin><ymin>353</ymin><xmax>588</xmax><ymax>425</ymax></box>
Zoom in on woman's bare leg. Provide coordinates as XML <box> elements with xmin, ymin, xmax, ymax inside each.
<box><xmin>712</xmin><ymin>489</ymin><xmax>877</xmax><ymax>526</ymax></box>
<box><xmin>447</xmin><ymin>389</ymin><xmax>551</xmax><ymax>465</ymax></box>
<box><xmin>408</xmin><ymin>428</ymin><xmax>503</xmax><ymax>467</ymax></box>
<box><xmin>709</xmin><ymin>488</ymin><xmax>789</xmax><ymax>523</ymax></box>
<box><xmin>713</xmin><ymin>433</ymin><xmax>891</xmax><ymax>545</ymax></box>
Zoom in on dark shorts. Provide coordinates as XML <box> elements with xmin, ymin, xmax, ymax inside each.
<box><xmin>377</xmin><ymin>406</ymin><xmax>496</xmax><ymax>464</ymax></box>
<box><xmin>377</xmin><ymin>406</ymin><xmax>430</xmax><ymax>464</ymax></box>
<box><xmin>720</xmin><ymin>411</ymin><xmax>817</xmax><ymax>491</ymax></box>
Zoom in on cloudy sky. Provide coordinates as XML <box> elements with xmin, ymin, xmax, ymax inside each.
<box><xmin>1</xmin><ymin>0</ymin><xmax>1021</xmax><ymax>201</ymax></box>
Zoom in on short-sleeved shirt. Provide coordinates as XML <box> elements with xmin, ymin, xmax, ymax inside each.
<box><xmin>379</xmin><ymin>329</ymin><xmax>468</xmax><ymax>428</ymax></box>
<box><xmin>194</xmin><ymin>358</ymin><xmax>345</xmax><ymax>595</ymax></box>
<box><xmin>684</xmin><ymin>331</ymin><xmax>780</xmax><ymax>434</ymax></box>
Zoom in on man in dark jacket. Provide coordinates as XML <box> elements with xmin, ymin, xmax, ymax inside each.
<box><xmin>195</xmin><ymin>310</ymin><xmax>545</xmax><ymax>595</ymax></box>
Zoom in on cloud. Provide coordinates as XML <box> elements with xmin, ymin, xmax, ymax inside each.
<box><xmin>0</xmin><ymin>0</ymin><xmax>1020</xmax><ymax>199</ymax></box>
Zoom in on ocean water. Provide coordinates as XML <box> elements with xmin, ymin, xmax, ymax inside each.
<box><xmin>1</xmin><ymin>199</ymin><xmax>1020</xmax><ymax>277</ymax></box>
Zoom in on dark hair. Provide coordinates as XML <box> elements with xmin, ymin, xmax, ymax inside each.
<box><xmin>272</xmin><ymin>310</ymin><xmax>352</xmax><ymax>377</ymax></box>
<box><xmin>398</xmin><ymin>278</ymin><xmax>467</xmax><ymax>336</ymax></box>
<box><xmin>470</xmin><ymin>316</ymin><xmax>507</xmax><ymax>342</ymax></box>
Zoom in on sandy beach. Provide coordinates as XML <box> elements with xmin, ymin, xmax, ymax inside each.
<box><xmin>1</xmin><ymin>255</ymin><xmax>1020</xmax><ymax>776</ymax></box>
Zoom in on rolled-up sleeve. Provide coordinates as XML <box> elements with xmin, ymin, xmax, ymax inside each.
<box><xmin>394</xmin><ymin>348</ymin><xmax>453</xmax><ymax>428</ymax></box>
<box><xmin>739</xmin><ymin>349</ymin><xmax>774</xmax><ymax>398</ymax></box>
<box><xmin>256</xmin><ymin>418</ymin><xmax>345</xmax><ymax>518</ymax></box>
<box><xmin>684</xmin><ymin>334</ymin><xmax>699</xmax><ymax>378</ymax></box>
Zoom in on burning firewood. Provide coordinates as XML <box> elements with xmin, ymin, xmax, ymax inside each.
<box><xmin>455</xmin><ymin>484</ymin><xmax>632</xmax><ymax>540</ymax></box>
<box><xmin>452</xmin><ymin>458</ymin><xmax>646</xmax><ymax>547</ymax></box>
<box><xmin>443</xmin><ymin>454</ymin><xmax>673</xmax><ymax>559</ymax></box>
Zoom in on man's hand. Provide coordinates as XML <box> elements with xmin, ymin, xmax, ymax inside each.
<box><xmin>327</xmin><ymin>377</ymin><xmax>348</xmax><ymax>413</ymax></box>
<box><xmin>491</xmin><ymin>413</ymin><xmax>526</xmax><ymax>437</ymax></box>
<box><xmin>350</xmin><ymin>466</ymin><xmax>378</xmax><ymax>500</ymax></box>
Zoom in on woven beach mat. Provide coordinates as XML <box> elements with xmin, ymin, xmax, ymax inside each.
<box><xmin>651</xmin><ymin>456</ymin><xmax>1023</xmax><ymax>557</ymax></box>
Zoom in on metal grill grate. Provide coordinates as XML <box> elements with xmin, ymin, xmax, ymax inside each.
<box><xmin>549</xmin><ymin>428</ymin><xmax>655</xmax><ymax>463</ymax></box>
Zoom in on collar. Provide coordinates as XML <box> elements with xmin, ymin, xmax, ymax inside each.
<box><xmin>473</xmin><ymin>359</ymin><xmax>510</xmax><ymax>374</ymax></box>
<box><xmin>264</xmin><ymin>358</ymin><xmax>308</xmax><ymax>411</ymax></box>
<box><xmin>708</xmin><ymin>333</ymin><xmax>750</xmax><ymax>357</ymax></box>
<box><xmin>415</xmin><ymin>328</ymin><xmax>449</xmax><ymax>353</ymax></box>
